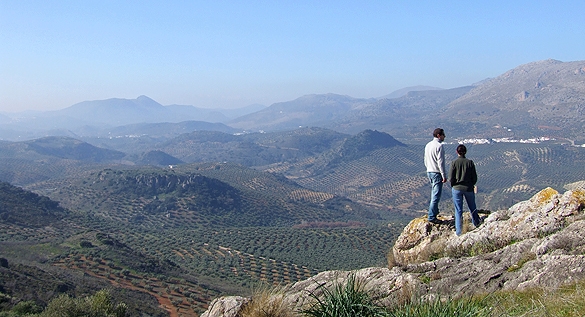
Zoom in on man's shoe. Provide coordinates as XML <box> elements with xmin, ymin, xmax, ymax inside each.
<box><xmin>428</xmin><ymin>218</ymin><xmax>443</xmax><ymax>225</ymax></box>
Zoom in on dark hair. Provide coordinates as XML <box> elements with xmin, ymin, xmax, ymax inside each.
<box><xmin>456</xmin><ymin>144</ymin><xmax>467</xmax><ymax>156</ymax></box>
<box><xmin>433</xmin><ymin>128</ymin><xmax>445</xmax><ymax>138</ymax></box>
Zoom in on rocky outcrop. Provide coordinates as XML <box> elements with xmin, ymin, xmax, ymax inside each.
<box><xmin>202</xmin><ymin>187</ymin><xmax>585</xmax><ymax>316</ymax></box>
<box><xmin>201</xmin><ymin>296</ymin><xmax>248</xmax><ymax>317</ymax></box>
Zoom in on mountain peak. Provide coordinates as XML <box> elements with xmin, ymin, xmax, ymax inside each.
<box><xmin>379</xmin><ymin>85</ymin><xmax>444</xmax><ymax>99</ymax></box>
<box><xmin>134</xmin><ymin>95</ymin><xmax>163</xmax><ymax>108</ymax></box>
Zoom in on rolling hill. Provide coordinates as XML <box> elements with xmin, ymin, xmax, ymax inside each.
<box><xmin>2</xmin><ymin>126</ymin><xmax>585</xmax><ymax>217</ymax></box>
<box><xmin>2</xmin><ymin>165</ymin><xmax>406</xmax><ymax>316</ymax></box>
<box><xmin>30</xmin><ymin>164</ymin><xmax>381</xmax><ymax>228</ymax></box>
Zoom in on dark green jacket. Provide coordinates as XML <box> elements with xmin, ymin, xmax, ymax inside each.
<box><xmin>449</xmin><ymin>156</ymin><xmax>477</xmax><ymax>192</ymax></box>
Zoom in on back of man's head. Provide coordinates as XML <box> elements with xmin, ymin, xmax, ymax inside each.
<box><xmin>433</xmin><ymin>128</ymin><xmax>444</xmax><ymax>138</ymax></box>
<box><xmin>456</xmin><ymin>144</ymin><xmax>467</xmax><ymax>156</ymax></box>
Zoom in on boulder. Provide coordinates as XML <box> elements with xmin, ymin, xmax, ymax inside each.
<box><xmin>200</xmin><ymin>296</ymin><xmax>248</xmax><ymax>317</ymax></box>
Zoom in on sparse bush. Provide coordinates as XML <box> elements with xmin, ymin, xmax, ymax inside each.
<box><xmin>386</xmin><ymin>250</ymin><xmax>396</xmax><ymax>269</ymax></box>
<box><xmin>79</xmin><ymin>240</ymin><xmax>94</xmax><ymax>248</ymax></box>
<box><xmin>6</xmin><ymin>300</ymin><xmax>42</xmax><ymax>316</ymax></box>
<box><xmin>446</xmin><ymin>238</ymin><xmax>510</xmax><ymax>259</ymax></box>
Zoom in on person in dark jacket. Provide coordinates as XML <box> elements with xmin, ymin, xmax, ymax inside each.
<box><xmin>449</xmin><ymin>144</ymin><xmax>481</xmax><ymax>235</ymax></box>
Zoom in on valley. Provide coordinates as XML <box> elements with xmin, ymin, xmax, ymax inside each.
<box><xmin>2</xmin><ymin>130</ymin><xmax>584</xmax><ymax>315</ymax></box>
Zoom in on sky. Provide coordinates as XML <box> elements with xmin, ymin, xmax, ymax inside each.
<box><xmin>1</xmin><ymin>1</ymin><xmax>585</xmax><ymax>113</ymax></box>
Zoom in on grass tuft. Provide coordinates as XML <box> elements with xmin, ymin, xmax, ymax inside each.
<box><xmin>300</xmin><ymin>273</ymin><xmax>388</xmax><ymax>317</ymax></box>
<box><xmin>387</xmin><ymin>296</ymin><xmax>491</xmax><ymax>317</ymax></box>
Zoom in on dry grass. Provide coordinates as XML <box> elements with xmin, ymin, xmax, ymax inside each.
<box><xmin>239</xmin><ymin>285</ymin><xmax>297</xmax><ymax>317</ymax></box>
<box><xmin>482</xmin><ymin>280</ymin><xmax>585</xmax><ymax>316</ymax></box>
<box><xmin>386</xmin><ymin>248</ymin><xmax>397</xmax><ymax>269</ymax></box>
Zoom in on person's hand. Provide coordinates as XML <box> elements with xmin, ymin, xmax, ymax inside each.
<box><xmin>442</xmin><ymin>178</ymin><xmax>447</xmax><ymax>183</ymax></box>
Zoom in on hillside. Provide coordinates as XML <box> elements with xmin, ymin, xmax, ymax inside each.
<box><xmin>442</xmin><ymin>59</ymin><xmax>585</xmax><ymax>139</ymax></box>
<box><xmin>2</xmin><ymin>127</ymin><xmax>585</xmax><ymax>217</ymax></box>
<box><xmin>1</xmin><ymin>166</ymin><xmax>407</xmax><ymax>316</ymax></box>
<box><xmin>31</xmin><ymin>164</ymin><xmax>380</xmax><ymax>228</ymax></box>
<box><xmin>0</xmin><ymin>137</ymin><xmax>125</xmax><ymax>186</ymax></box>
<box><xmin>156</xmin><ymin>127</ymin><xmax>348</xmax><ymax>165</ymax></box>
<box><xmin>1</xmin><ymin>126</ymin><xmax>585</xmax><ymax>217</ymax></box>
<box><xmin>0</xmin><ymin>181</ymin><xmax>169</xmax><ymax>316</ymax></box>
<box><xmin>24</xmin><ymin>136</ymin><xmax>125</xmax><ymax>162</ymax></box>
<box><xmin>135</xmin><ymin>150</ymin><xmax>184</xmax><ymax>166</ymax></box>
<box><xmin>258</xmin><ymin>130</ymin><xmax>585</xmax><ymax>214</ymax></box>
<box><xmin>229</xmin><ymin>94</ymin><xmax>370</xmax><ymax>132</ymax></box>
<box><xmin>86</xmin><ymin>120</ymin><xmax>237</xmax><ymax>138</ymax></box>
<box><xmin>332</xmin><ymin>86</ymin><xmax>475</xmax><ymax>138</ymax></box>
<box><xmin>0</xmin><ymin>181</ymin><xmax>66</xmax><ymax>227</ymax></box>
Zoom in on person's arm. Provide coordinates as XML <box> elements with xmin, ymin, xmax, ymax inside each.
<box><xmin>438</xmin><ymin>145</ymin><xmax>447</xmax><ymax>182</ymax></box>
<box><xmin>449</xmin><ymin>161</ymin><xmax>456</xmax><ymax>186</ymax></box>
<box><xmin>470</xmin><ymin>161</ymin><xmax>477</xmax><ymax>186</ymax></box>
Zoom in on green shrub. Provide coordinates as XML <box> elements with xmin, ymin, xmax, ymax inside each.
<box><xmin>38</xmin><ymin>289</ymin><xmax>127</xmax><ymax>317</ymax></box>
<box><xmin>0</xmin><ymin>300</ymin><xmax>42</xmax><ymax>316</ymax></box>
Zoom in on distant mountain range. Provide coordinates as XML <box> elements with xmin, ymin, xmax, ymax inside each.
<box><xmin>231</xmin><ymin>59</ymin><xmax>585</xmax><ymax>141</ymax></box>
<box><xmin>1</xmin><ymin>59</ymin><xmax>584</xmax><ymax>143</ymax></box>
<box><xmin>0</xmin><ymin>98</ymin><xmax>262</xmax><ymax>140</ymax></box>
<box><xmin>442</xmin><ymin>59</ymin><xmax>585</xmax><ymax>136</ymax></box>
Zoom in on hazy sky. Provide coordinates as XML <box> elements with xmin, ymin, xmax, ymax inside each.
<box><xmin>1</xmin><ymin>1</ymin><xmax>584</xmax><ymax>112</ymax></box>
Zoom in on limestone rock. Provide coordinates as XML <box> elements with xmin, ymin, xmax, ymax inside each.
<box><xmin>200</xmin><ymin>296</ymin><xmax>248</xmax><ymax>317</ymax></box>
<box><xmin>391</xmin><ymin>216</ymin><xmax>455</xmax><ymax>266</ymax></box>
<box><xmin>444</xmin><ymin>188</ymin><xmax>585</xmax><ymax>257</ymax></box>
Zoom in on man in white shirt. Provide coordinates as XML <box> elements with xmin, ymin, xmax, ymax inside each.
<box><xmin>424</xmin><ymin>128</ymin><xmax>446</xmax><ymax>224</ymax></box>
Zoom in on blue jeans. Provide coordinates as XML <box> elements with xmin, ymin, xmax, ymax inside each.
<box><xmin>427</xmin><ymin>172</ymin><xmax>443</xmax><ymax>221</ymax></box>
<box><xmin>452</xmin><ymin>188</ymin><xmax>481</xmax><ymax>235</ymax></box>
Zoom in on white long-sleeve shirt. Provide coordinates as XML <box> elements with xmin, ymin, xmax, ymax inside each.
<box><xmin>424</xmin><ymin>137</ymin><xmax>446</xmax><ymax>178</ymax></box>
